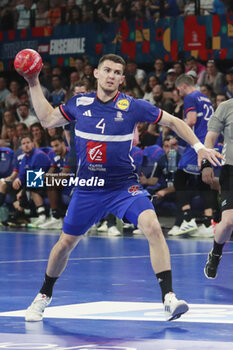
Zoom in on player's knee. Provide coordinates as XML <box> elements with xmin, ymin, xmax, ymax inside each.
<box><xmin>142</xmin><ymin>219</ymin><xmax>162</xmax><ymax>241</ymax></box>
<box><xmin>221</xmin><ymin>216</ymin><xmax>233</xmax><ymax>229</ymax></box>
<box><xmin>58</xmin><ymin>235</ymin><xmax>83</xmax><ymax>253</ymax></box>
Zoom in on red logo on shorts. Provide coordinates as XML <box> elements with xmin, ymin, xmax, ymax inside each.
<box><xmin>87</xmin><ymin>141</ymin><xmax>107</xmax><ymax>163</ymax></box>
<box><xmin>128</xmin><ymin>185</ymin><xmax>140</xmax><ymax>193</ymax></box>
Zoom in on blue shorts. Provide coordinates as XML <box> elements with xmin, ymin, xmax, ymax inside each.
<box><xmin>63</xmin><ymin>184</ymin><xmax>154</xmax><ymax>236</ymax></box>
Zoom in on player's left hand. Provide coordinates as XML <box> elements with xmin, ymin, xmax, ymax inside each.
<box><xmin>197</xmin><ymin>147</ymin><xmax>224</xmax><ymax>168</ymax></box>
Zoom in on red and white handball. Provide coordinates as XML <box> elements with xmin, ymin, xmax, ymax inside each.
<box><xmin>14</xmin><ymin>49</ymin><xmax>42</xmax><ymax>77</ymax></box>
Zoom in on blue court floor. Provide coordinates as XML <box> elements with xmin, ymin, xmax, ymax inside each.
<box><xmin>0</xmin><ymin>227</ymin><xmax>233</xmax><ymax>350</ymax></box>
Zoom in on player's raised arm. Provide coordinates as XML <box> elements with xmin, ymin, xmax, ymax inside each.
<box><xmin>14</xmin><ymin>49</ymin><xmax>69</xmax><ymax>129</ymax></box>
<box><xmin>159</xmin><ymin>110</ymin><xmax>223</xmax><ymax>167</ymax></box>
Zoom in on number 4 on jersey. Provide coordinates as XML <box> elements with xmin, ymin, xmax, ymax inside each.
<box><xmin>96</xmin><ymin>118</ymin><xmax>106</xmax><ymax>134</ymax></box>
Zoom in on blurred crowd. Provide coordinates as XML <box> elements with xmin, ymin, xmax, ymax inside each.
<box><xmin>0</xmin><ymin>0</ymin><xmax>232</xmax><ymax>31</ymax></box>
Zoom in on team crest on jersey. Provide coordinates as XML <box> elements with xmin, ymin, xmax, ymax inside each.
<box><xmin>114</xmin><ymin>111</ymin><xmax>124</xmax><ymax>122</ymax></box>
<box><xmin>115</xmin><ymin>99</ymin><xmax>130</xmax><ymax>111</ymax></box>
<box><xmin>76</xmin><ymin>96</ymin><xmax>94</xmax><ymax>107</ymax></box>
<box><xmin>87</xmin><ymin>141</ymin><xmax>107</xmax><ymax>163</ymax></box>
<box><xmin>128</xmin><ymin>185</ymin><xmax>142</xmax><ymax>196</ymax></box>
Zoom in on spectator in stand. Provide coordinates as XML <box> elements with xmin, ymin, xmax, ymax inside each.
<box><xmin>16</xmin><ymin>123</ymin><xmax>28</xmax><ymax>138</ymax></box>
<box><xmin>172</xmin><ymin>88</ymin><xmax>183</xmax><ymax>119</ymax></box>
<box><xmin>0</xmin><ymin>77</ymin><xmax>10</xmax><ymax>118</ymax></box>
<box><xmin>93</xmin><ymin>0</ymin><xmax>114</xmax><ymax>23</ymax></box>
<box><xmin>0</xmin><ymin>2</ymin><xmax>17</xmax><ymax>30</ymax></box>
<box><xmin>5</xmin><ymin>125</ymin><xmax>18</xmax><ymax>151</ymax></box>
<box><xmin>1</xmin><ymin>110</ymin><xmax>16</xmax><ymax>139</ymax></box>
<box><xmin>111</xmin><ymin>0</ymin><xmax>130</xmax><ymax>21</ymax></box>
<box><xmin>173</xmin><ymin>61</ymin><xmax>184</xmax><ymax>77</ymax></box>
<box><xmin>202</xmin><ymin>60</ymin><xmax>225</xmax><ymax>95</ymax></box>
<box><xmin>35</xmin><ymin>1</ymin><xmax>49</xmax><ymax>27</ymax></box>
<box><xmin>200</xmin><ymin>84</ymin><xmax>216</xmax><ymax>107</ymax></box>
<box><xmin>5</xmin><ymin>81</ymin><xmax>20</xmax><ymax>114</ymax></box>
<box><xmin>74</xmin><ymin>57</ymin><xmax>84</xmax><ymax>80</ymax></box>
<box><xmin>213</xmin><ymin>0</ymin><xmax>226</xmax><ymax>14</ymax></box>
<box><xmin>150</xmin><ymin>58</ymin><xmax>167</xmax><ymax>84</ymax></box>
<box><xmin>125</xmin><ymin>59</ymin><xmax>147</xmax><ymax>87</ymax></box>
<box><xmin>1</xmin><ymin>110</ymin><xmax>17</xmax><ymax>140</ymax></box>
<box><xmin>200</xmin><ymin>0</ymin><xmax>214</xmax><ymax>14</ymax></box>
<box><xmin>222</xmin><ymin>67</ymin><xmax>233</xmax><ymax>99</ymax></box>
<box><xmin>82</xmin><ymin>63</ymin><xmax>95</xmax><ymax>90</ymax></box>
<box><xmin>145</xmin><ymin>0</ymin><xmax>160</xmax><ymax>19</ymax></box>
<box><xmin>184</xmin><ymin>0</ymin><xmax>195</xmax><ymax>15</ymax></box>
<box><xmin>50</xmin><ymin>75</ymin><xmax>66</xmax><ymax>107</ymax></box>
<box><xmin>164</xmin><ymin>0</ymin><xmax>180</xmax><ymax>17</ymax></box>
<box><xmin>30</xmin><ymin>122</ymin><xmax>49</xmax><ymax>149</ymax></box>
<box><xmin>47</xmin><ymin>127</ymin><xmax>64</xmax><ymax>142</ymax></box>
<box><xmin>81</xmin><ymin>0</ymin><xmax>93</xmax><ymax>22</ymax></box>
<box><xmin>17</xmin><ymin>90</ymin><xmax>36</xmax><ymax>117</ymax></box>
<box><xmin>137</xmin><ymin>122</ymin><xmax>158</xmax><ymax>148</ymax></box>
<box><xmin>143</xmin><ymin>75</ymin><xmax>160</xmax><ymax>104</ymax></box>
<box><xmin>185</xmin><ymin>56</ymin><xmax>206</xmax><ymax>86</ymax></box>
<box><xmin>48</xmin><ymin>0</ymin><xmax>65</xmax><ymax>26</ymax></box>
<box><xmin>65</xmin><ymin>71</ymin><xmax>80</xmax><ymax>101</ymax></box>
<box><xmin>163</xmin><ymin>68</ymin><xmax>178</xmax><ymax>100</ymax></box>
<box><xmin>215</xmin><ymin>93</ymin><xmax>227</xmax><ymax>108</ymax></box>
<box><xmin>123</xmin><ymin>74</ymin><xmax>144</xmax><ymax>98</ymax></box>
<box><xmin>39</xmin><ymin>62</ymin><xmax>53</xmax><ymax>92</ymax></box>
<box><xmin>151</xmin><ymin>84</ymin><xmax>173</xmax><ymax>114</ymax></box>
<box><xmin>15</xmin><ymin>0</ymin><xmax>36</xmax><ymax>29</ymax></box>
<box><xmin>17</xmin><ymin>104</ymin><xmax>38</xmax><ymax>127</ymax></box>
<box><xmin>66</xmin><ymin>4</ymin><xmax>82</xmax><ymax>24</ymax></box>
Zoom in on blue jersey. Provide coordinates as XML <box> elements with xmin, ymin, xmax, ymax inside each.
<box><xmin>18</xmin><ymin>148</ymin><xmax>51</xmax><ymax>185</ymax></box>
<box><xmin>59</xmin><ymin>91</ymin><xmax>162</xmax><ymax>189</ymax></box>
<box><xmin>0</xmin><ymin>147</ymin><xmax>14</xmax><ymax>177</ymax></box>
<box><xmin>178</xmin><ymin>90</ymin><xmax>214</xmax><ymax>174</ymax></box>
<box><xmin>48</xmin><ymin>148</ymin><xmax>70</xmax><ymax>173</ymax></box>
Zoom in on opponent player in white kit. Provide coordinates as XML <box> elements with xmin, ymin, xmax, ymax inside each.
<box><xmin>19</xmin><ymin>54</ymin><xmax>222</xmax><ymax>322</ymax></box>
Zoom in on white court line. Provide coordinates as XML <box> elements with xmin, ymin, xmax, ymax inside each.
<box><xmin>0</xmin><ymin>251</ymin><xmax>233</xmax><ymax>264</ymax></box>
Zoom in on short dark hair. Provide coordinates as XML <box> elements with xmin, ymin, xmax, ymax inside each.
<box><xmin>98</xmin><ymin>54</ymin><xmax>126</xmax><ymax>71</ymax></box>
<box><xmin>175</xmin><ymin>74</ymin><xmax>195</xmax><ymax>87</ymax></box>
<box><xmin>50</xmin><ymin>136</ymin><xmax>65</xmax><ymax>144</ymax></box>
<box><xmin>20</xmin><ymin>133</ymin><xmax>33</xmax><ymax>142</ymax></box>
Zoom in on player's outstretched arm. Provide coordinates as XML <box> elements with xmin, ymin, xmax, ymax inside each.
<box><xmin>159</xmin><ymin>111</ymin><xmax>223</xmax><ymax>167</ymax></box>
<box><xmin>26</xmin><ymin>76</ymin><xmax>68</xmax><ymax>129</ymax></box>
<box><xmin>14</xmin><ymin>49</ymin><xmax>68</xmax><ymax>129</ymax></box>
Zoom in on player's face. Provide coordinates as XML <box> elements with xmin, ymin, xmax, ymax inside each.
<box><xmin>94</xmin><ymin>60</ymin><xmax>125</xmax><ymax>94</ymax></box>
<box><xmin>21</xmin><ymin>137</ymin><xmax>34</xmax><ymax>153</ymax></box>
<box><xmin>51</xmin><ymin>140</ymin><xmax>64</xmax><ymax>155</ymax></box>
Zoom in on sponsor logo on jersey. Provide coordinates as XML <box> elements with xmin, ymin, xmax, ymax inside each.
<box><xmin>115</xmin><ymin>99</ymin><xmax>130</xmax><ymax>111</ymax></box>
<box><xmin>83</xmin><ymin>110</ymin><xmax>92</xmax><ymax>117</ymax></box>
<box><xmin>76</xmin><ymin>96</ymin><xmax>94</xmax><ymax>107</ymax></box>
<box><xmin>114</xmin><ymin>111</ymin><xmax>124</xmax><ymax>122</ymax></box>
<box><xmin>128</xmin><ymin>184</ymin><xmax>142</xmax><ymax>196</ymax></box>
<box><xmin>87</xmin><ymin>141</ymin><xmax>107</xmax><ymax>163</ymax></box>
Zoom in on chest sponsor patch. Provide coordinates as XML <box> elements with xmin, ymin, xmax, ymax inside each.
<box><xmin>76</xmin><ymin>96</ymin><xmax>94</xmax><ymax>107</ymax></box>
<box><xmin>115</xmin><ymin>99</ymin><xmax>130</xmax><ymax>111</ymax></box>
<box><xmin>87</xmin><ymin>141</ymin><xmax>107</xmax><ymax>163</ymax></box>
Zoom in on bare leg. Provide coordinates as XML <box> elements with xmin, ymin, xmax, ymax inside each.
<box><xmin>214</xmin><ymin>209</ymin><xmax>233</xmax><ymax>244</ymax></box>
<box><xmin>137</xmin><ymin>209</ymin><xmax>171</xmax><ymax>274</ymax></box>
<box><xmin>46</xmin><ymin>231</ymin><xmax>84</xmax><ymax>277</ymax></box>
